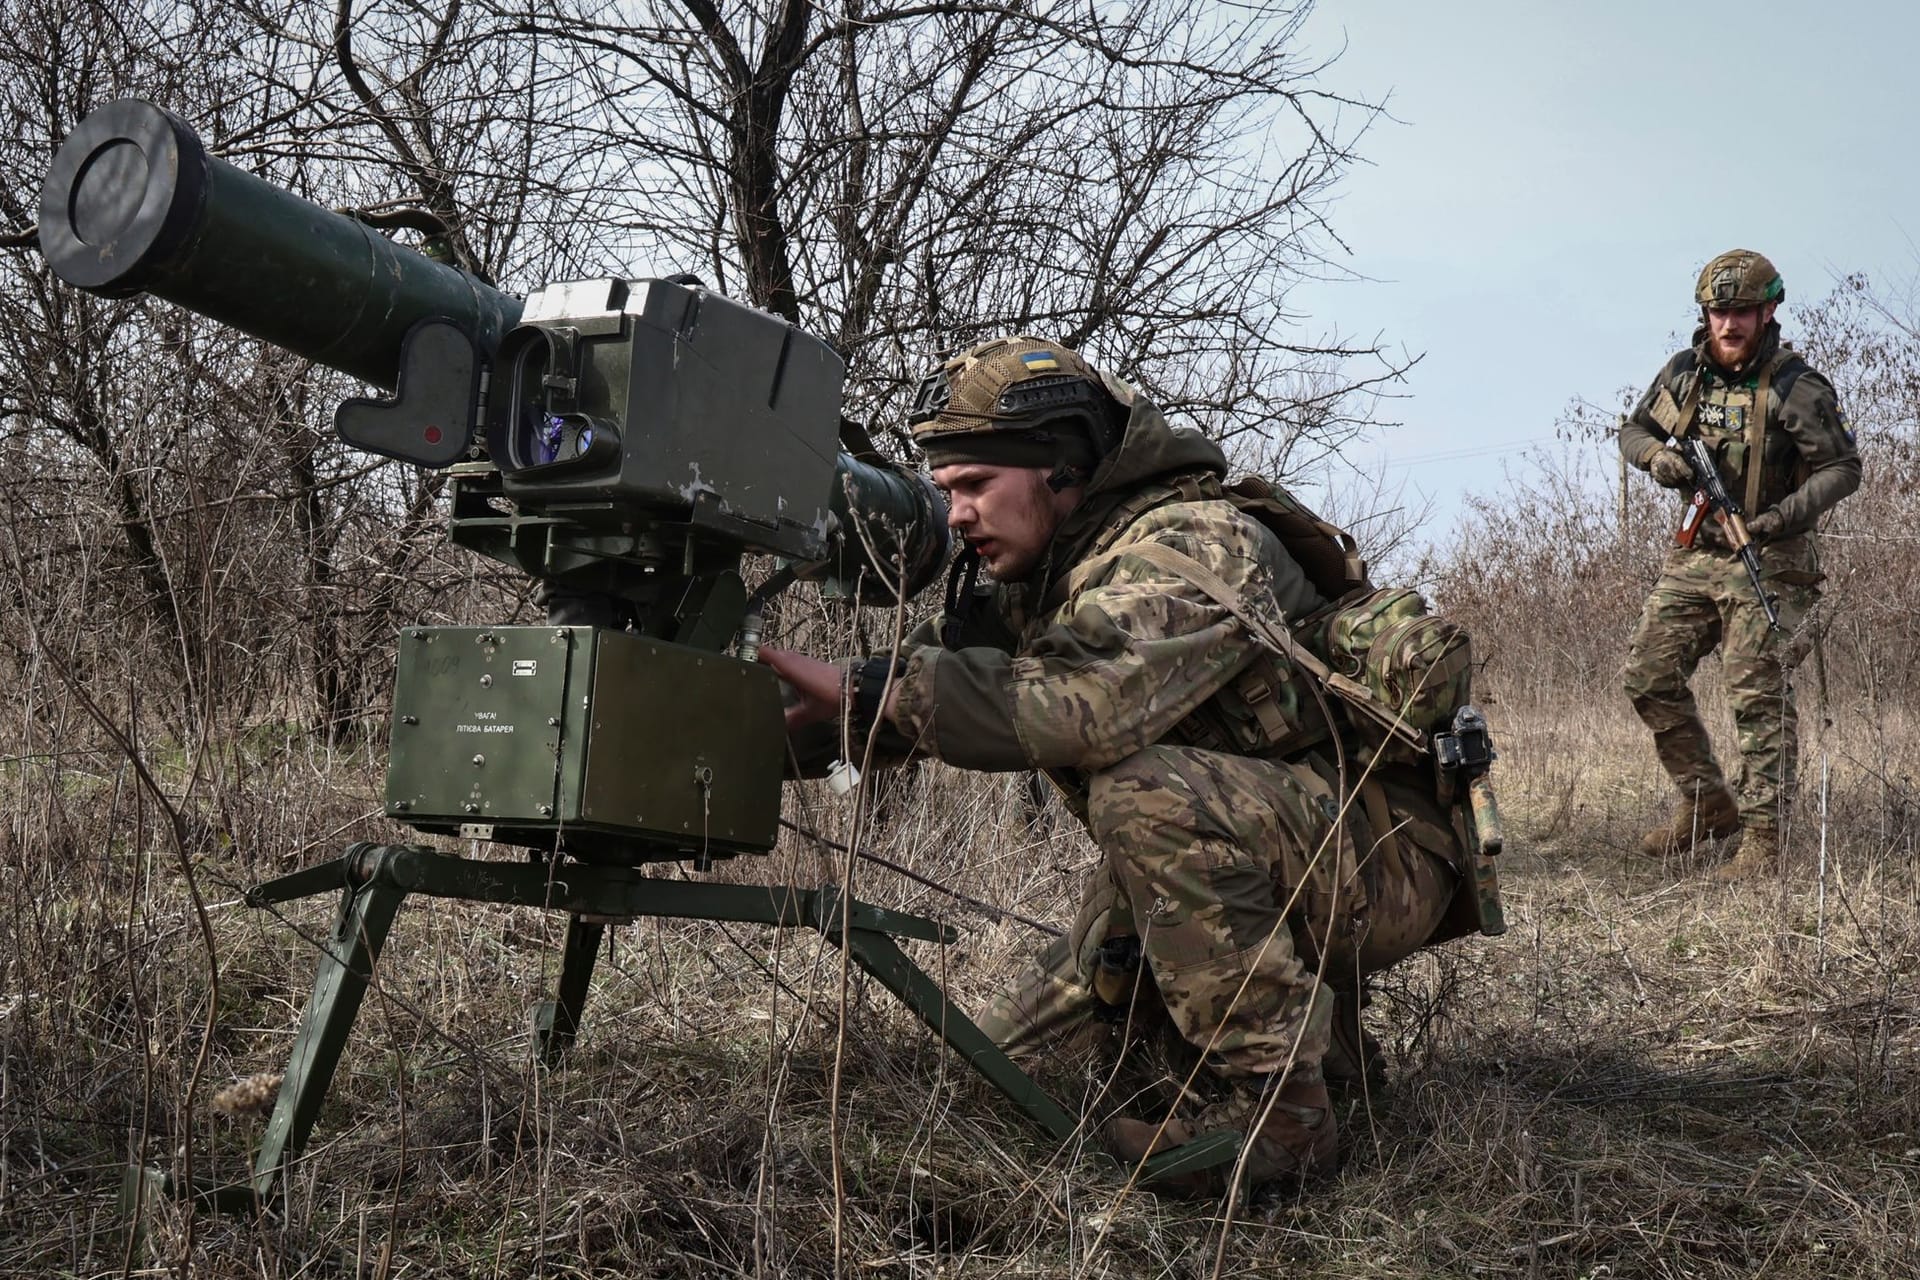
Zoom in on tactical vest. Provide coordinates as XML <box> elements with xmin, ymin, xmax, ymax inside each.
<box><xmin>1661</xmin><ymin>348</ymin><xmax>1815</xmax><ymax>518</ymax></box>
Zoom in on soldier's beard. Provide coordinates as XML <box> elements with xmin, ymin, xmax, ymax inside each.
<box><xmin>1708</xmin><ymin>327</ymin><xmax>1760</xmax><ymax>370</ymax></box>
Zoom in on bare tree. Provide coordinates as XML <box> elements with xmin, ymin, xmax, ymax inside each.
<box><xmin>2</xmin><ymin>0</ymin><xmax>1404</xmax><ymax>744</ymax></box>
<box><xmin>0</xmin><ymin>4</ymin><xmax>1425</xmax><ymax>1270</ymax></box>
<box><xmin>496</xmin><ymin>0</ymin><xmax>1408</xmax><ymax>463</ymax></box>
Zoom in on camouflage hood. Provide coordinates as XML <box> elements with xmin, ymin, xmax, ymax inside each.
<box><xmin>1026</xmin><ymin>388</ymin><xmax>1228</xmax><ymax>593</ymax></box>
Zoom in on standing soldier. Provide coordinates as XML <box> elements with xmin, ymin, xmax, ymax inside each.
<box><xmin>1619</xmin><ymin>251</ymin><xmax>1860</xmax><ymax>880</ymax></box>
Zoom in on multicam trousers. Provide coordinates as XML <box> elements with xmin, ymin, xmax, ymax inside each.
<box><xmin>1621</xmin><ymin>543</ymin><xmax>1819</xmax><ymax>832</ymax></box>
<box><xmin>977</xmin><ymin>745</ymin><xmax>1459</xmax><ymax>1080</ymax></box>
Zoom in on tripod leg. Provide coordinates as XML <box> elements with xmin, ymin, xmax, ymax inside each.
<box><xmin>533</xmin><ymin>915</ymin><xmax>605</xmax><ymax>1068</ymax></box>
<box><xmin>251</xmin><ymin>875</ymin><xmax>407</xmax><ymax>1199</ymax></box>
<box><xmin>837</xmin><ymin>927</ymin><xmax>1083</xmax><ymax>1145</ymax></box>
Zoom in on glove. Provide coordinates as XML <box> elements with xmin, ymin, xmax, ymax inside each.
<box><xmin>1647</xmin><ymin>448</ymin><xmax>1694</xmax><ymax>489</ymax></box>
<box><xmin>1745</xmin><ymin>509</ymin><xmax>1784</xmax><ymax>542</ymax></box>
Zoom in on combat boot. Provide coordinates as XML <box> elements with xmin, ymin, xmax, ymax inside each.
<box><xmin>1105</xmin><ymin>1071</ymin><xmax>1337</xmax><ymax>1195</ymax></box>
<box><xmin>1711</xmin><ymin>826</ymin><xmax>1778</xmax><ymax>883</ymax></box>
<box><xmin>1637</xmin><ymin>784</ymin><xmax>1740</xmax><ymax>858</ymax></box>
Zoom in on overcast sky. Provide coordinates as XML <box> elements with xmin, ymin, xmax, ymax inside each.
<box><xmin>1288</xmin><ymin>0</ymin><xmax>1919</xmax><ymax>535</ymax></box>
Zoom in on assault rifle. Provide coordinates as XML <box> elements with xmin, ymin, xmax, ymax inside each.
<box><xmin>1672</xmin><ymin>436</ymin><xmax>1781</xmax><ymax>631</ymax></box>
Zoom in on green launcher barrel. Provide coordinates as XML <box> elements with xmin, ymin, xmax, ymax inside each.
<box><xmin>36</xmin><ymin>98</ymin><xmax>521</xmax><ymax>390</ymax></box>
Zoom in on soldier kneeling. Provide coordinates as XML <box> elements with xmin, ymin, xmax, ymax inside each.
<box><xmin>765</xmin><ymin>338</ymin><xmax>1492</xmax><ymax>1192</ymax></box>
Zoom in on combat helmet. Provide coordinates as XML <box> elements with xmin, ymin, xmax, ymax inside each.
<box><xmin>906</xmin><ymin>336</ymin><xmax>1123</xmax><ymax>479</ymax></box>
<box><xmin>1695</xmin><ymin>249</ymin><xmax>1784</xmax><ymax>310</ymax></box>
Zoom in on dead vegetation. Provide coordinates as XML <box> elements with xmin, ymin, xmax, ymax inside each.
<box><xmin>3</xmin><ymin>4</ymin><xmax>1919</xmax><ymax>1276</ymax></box>
<box><xmin>7</xmin><ymin>255</ymin><xmax>1920</xmax><ymax>1280</ymax></box>
<box><xmin>4</xmin><ymin>600</ymin><xmax>1920</xmax><ymax>1277</ymax></box>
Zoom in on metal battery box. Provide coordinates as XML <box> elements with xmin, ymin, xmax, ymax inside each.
<box><xmin>385</xmin><ymin>626</ymin><xmax>783</xmax><ymax>860</ymax></box>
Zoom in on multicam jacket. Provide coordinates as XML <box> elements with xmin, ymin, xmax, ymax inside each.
<box><xmin>1618</xmin><ymin>322</ymin><xmax>1860</xmax><ymax>573</ymax></box>
<box><xmin>889</xmin><ymin>394</ymin><xmax>1326</xmax><ymax>785</ymax></box>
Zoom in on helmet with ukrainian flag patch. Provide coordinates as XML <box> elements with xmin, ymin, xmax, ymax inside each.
<box><xmin>1695</xmin><ymin>249</ymin><xmax>1784</xmax><ymax>310</ymax></box>
<box><xmin>906</xmin><ymin>335</ymin><xmax>1119</xmax><ymax>472</ymax></box>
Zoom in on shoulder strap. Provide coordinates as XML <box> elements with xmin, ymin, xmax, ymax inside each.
<box><xmin>1041</xmin><ymin>472</ymin><xmax>1215</xmax><ymax>614</ymax></box>
<box><xmin>1224</xmin><ymin>474</ymin><xmax>1370</xmax><ymax>599</ymax></box>
<box><xmin>1771</xmin><ymin>353</ymin><xmax>1809</xmax><ymax>404</ymax></box>
<box><xmin>1670</xmin><ymin>364</ymin><xmax>1705</xmax><ymax>442</ymax></box>
<box><xmin>1746</xmin><ymin>348</ymin><xmax>1794</xmax><ymax>514</ymax></box>
<box><xmin>1067</xmin><ymin>538</ymin><xmax>1428</xmax><ymax>754</ymax></box>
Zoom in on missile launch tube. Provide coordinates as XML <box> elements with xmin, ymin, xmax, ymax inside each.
<box><xmin>37</xmin><ymin>98</ymin><xmax>521</xmax><ymax>390</ymax></box>
<box><xmin>38</xmin><ymin>99</ymin><xmax>949</xmax><ymax>594</ymax></box>
<box><xmin>824</xmin><ymin>454</ymin><xmax>951</xmax><ymax>602</ymax></box>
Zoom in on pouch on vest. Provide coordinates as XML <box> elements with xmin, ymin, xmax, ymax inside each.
<box><xmin>1186</xmin><ymin>651</ymin><xmax>1331</xmax><ymax>760</ymax></box>
<box><xmin>1312</xmin><ymin>587</ymin><xmax>1473</xmax><ymax>762</ymax></box>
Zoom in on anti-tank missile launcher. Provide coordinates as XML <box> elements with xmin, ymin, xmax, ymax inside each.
<box><xmin>41</xmin><ymin>97</ymin><xmax>947</xmax><ymax>862</ymax></box>
<box><xmin>40</xmin><ymin>98</ymin><xmax>1210</xmax><ymax>1217</ymax></box>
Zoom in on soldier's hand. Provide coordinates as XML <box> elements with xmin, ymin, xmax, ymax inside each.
<box><xmin>1648</xmin><ymin>448</ymin><xmax>1694</xmax><ymax>489</ymax></box>
<box><xmin>1746</xmin><ymin>509</ymin><xmax>1784</xmax><ymax>542</ymax></box>
<box><xmin>758</xmin><ymin>647</ymin><xmax>846</xmax><ymax>732</ymax></box>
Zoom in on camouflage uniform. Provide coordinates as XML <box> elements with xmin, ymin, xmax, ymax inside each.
<box><xmin>887</xmin><ymin>371</ymin><xmax>1463</xmax><ymax>1085</ymax></box>
<box><xmin>1619</xmin><ymin>262</ymin><xmax>1859</xmax><ymax>847</ymax></box>
<box><xmin>978</xmin><ymin>754</ymin><xmax>1459</xmax><ymax>1078</ymax></box>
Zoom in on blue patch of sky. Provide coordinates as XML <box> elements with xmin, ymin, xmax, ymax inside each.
<box><xmin>1275</xmin><ymin>0</ymin><xmax>1920</xmax><ymax>539</ymax></box>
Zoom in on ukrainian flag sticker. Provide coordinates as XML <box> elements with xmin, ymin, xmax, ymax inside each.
<box><xmin>1021</xmin><ymin>351</ymin><xmax>1061</xmax><ymax>372</ymax></box>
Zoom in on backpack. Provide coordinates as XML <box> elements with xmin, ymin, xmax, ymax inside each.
<box><xmin>1220</xmin><ymin>477</ymin><xmax>1472</xmax><ymax>761</ymax></box>
<box><xmin>1068</xmin><ymin>471</ymin><xmax>1505</xmax><ymax>938</ymax></box>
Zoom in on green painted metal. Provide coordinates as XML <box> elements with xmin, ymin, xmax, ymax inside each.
<box><xmin>132</xmin><ymin>842</ymin><xmax>1216</xmax><ymax>1213</ymax></box>
<box><xmin>245</xmin><ymin>855</ymin><xmax>352</xmax><ymax>907</ymax></box>
<box><xmin>251</xmin><ymin>848</ymin><xmax>407</xmax><ymax>1197</ymax></box>
<box><xmin>533</xmin><ymin>915</ymin><xmax>606</xmax><ymax>1067</ymax></box>
<box><xmin>117</xmin><ymin>1165</ymin><xmax>165</xmax><ymax>1255</ymax></box>
<box><xmin>37</xmin><ymin>100</ymin><xmax>519</xmax><ymax>392</ymax></box>
<box><xmin>119</xmin><ymin>1163</ymin><xmax>261</xmax><ymax>1250</ymax></box>
<box><xmin>814</xmin><ymin>454</ymin><xmax>952</xmax><ymax>604</ymax></box>
<box><xmin>324</xmin><ymin>846</ymin><xmax>949</xmax><ymax>941</ymax></box>
<box><xmin>1137</xmin><ymin>1131</ymin><xmax>1244</xmax><ymax>1182</ymax></box>
<box><xmin>836</xmin><ymin>924</ymin><xmax>1084</xmax><ymax>1145</ymax></box>
<box><xmin>672</xmin><ymin>571</ymin><xmax>749</xmax><ymax>652</ymax></box>
<box><xmin>482</xmin><ymin>278</ymin><xmax>846</xmax><ymax>562</ymax></box>
<box><xmin>384</xmin><ymin>625</ymin><xmax>783</xmax><ymax>860</ymax></box>
<box><xmin>387</xmin><ymin>627</ymin><xmax>572</xmax><ymax>828</ymax></box>
<box><xmin>576</xmin><ymin>632</ymin><xmax>783</xmax><ymax>854</ymax></box>
<box><xmin>222</xmin><ymin>845</ymin><xmax>1144</xmax><ymax>1203</ymax></box>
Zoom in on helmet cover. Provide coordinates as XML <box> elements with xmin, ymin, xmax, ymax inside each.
<box><xmin>908</xmin><ymin>336</ymin><xmax>1112</xmax><ymax>469</ymax></box>
<box><xmin>1695</xmin><ymin>249</ymin><xmax>1784</xmax><ymax>309</ymax></box>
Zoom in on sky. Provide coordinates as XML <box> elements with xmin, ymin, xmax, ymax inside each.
<box><xmin>1287</xmin><ymin>0</ymin><xmax>1920</xmax><ymax>536</ymax></box>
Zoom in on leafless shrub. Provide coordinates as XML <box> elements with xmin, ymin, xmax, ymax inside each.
<box><xmin>4</xmin><ymin>3</ymin><xmax>1916</xmax><ymax>1276</ymax></box>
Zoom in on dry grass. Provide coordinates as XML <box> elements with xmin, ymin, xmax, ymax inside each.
<box><xmin>6</xmin><ymin>322</ymin><xmax>1919</xmax><ymax>1272</ymax></box>
<box><xmin>4</xmin><ymin>670</ymin><xmax>1919</xmax><ymax>1278</ymax></box>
